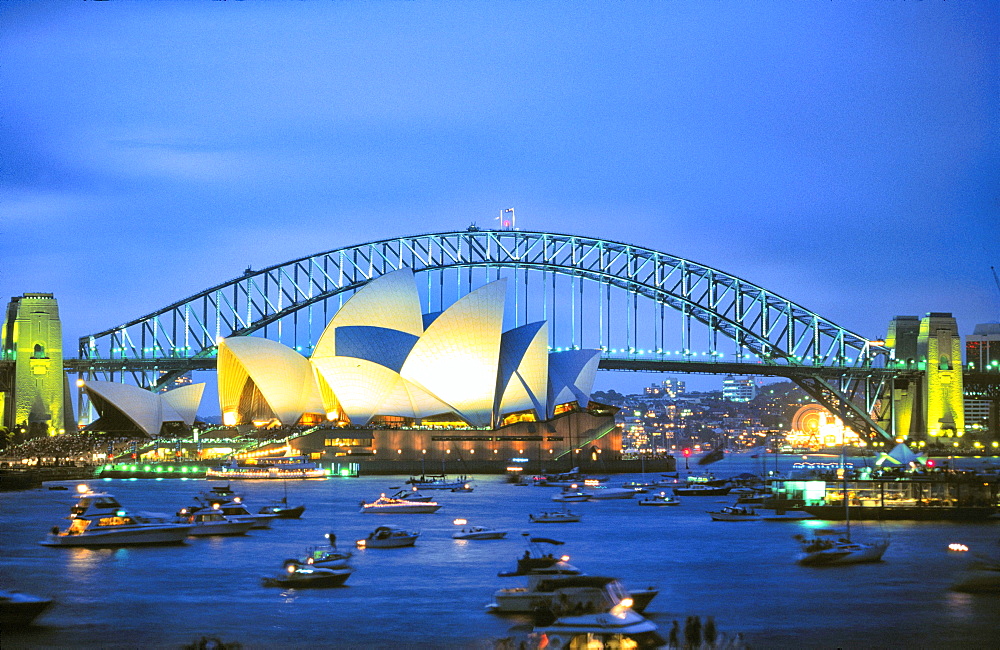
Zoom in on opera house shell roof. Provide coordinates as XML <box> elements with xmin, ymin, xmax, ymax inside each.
<box><xmin>81</xmin><ymin>380</ymin><xmax>204</xmax><ymax>437</ymax></box>
<box><xmin>217</xmin><ymin>269</ymin><xmax>600</xmax><ymax>429</ymax></box>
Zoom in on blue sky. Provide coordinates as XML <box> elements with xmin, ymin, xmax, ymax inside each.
<box><xmin>2</xmin><ymin>1</ymin><xmax>998</xmax><ymax>396</ymax></box>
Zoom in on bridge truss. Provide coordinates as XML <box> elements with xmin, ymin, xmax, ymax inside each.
<box><xmin>76</xmin><ymin>230</ymin><xmax>897</xmax><ymax>442</ymax></box>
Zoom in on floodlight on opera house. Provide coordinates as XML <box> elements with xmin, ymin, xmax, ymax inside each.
<box><xmin>218</xmin><ymin>268</ymin><xmax>600</xmax><ymax>429</ymax></box>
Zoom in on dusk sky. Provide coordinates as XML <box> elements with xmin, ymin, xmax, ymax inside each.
<box><xmin>2</xmin><ymin>1</ymin><xmax>998</xmax><ymax>396</ymax></box>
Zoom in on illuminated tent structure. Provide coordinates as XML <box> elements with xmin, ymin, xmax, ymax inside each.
<box><xmin>217</xmin><ymin>337</ymin><xmax>325</xmax><ymax>426</ymax></box>
<box><xmin>80</xmin><ymin>380</ymin><xmax>205</xmax><ymax>437</ymax></box>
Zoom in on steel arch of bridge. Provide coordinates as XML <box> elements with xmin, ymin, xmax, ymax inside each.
<box><xmin>78</xmin><ymin>230</ymin><xmax>896</xmax><ymax>441</ymax></box>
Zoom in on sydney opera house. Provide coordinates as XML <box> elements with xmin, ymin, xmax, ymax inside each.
<box><xmin>80</xmin><ymin>270</ymin><xmax>620</xmax><ymax>469</ymax></box>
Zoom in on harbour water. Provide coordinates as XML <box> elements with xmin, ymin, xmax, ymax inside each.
<box><xmin>3</xmin><ymin>453</ymin><xmax>998</xmax><ymax>649</ymax></box>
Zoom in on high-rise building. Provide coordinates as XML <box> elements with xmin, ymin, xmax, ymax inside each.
<box><xmin>966</xmin><ymin>322</ymin><xmax>1000</xmax><ymax>371</ymax></box>
<box><xmin>722</xmin><ymin>376</ymin><xmax>756</xmax><ymax>402</ymax></box>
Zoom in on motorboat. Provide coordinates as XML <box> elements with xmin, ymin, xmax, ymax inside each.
<box><xmin>451</xmin><ymin>482</ymin><xmax>475</xmax><ymax>492</ymax></box>
<box><xmin>388</xmin><ymin>487</ymin><xmax>434</xmax><ymax>502</ymax></box>
<box><xmin>637</xmin><ymin>492</ymin><xmax>680</xmax><ymax>506</ymax></box>
<box><xmin>40</xmin><ymin>485</ymin><xmax>193</xmax><ymax>547</ymax></box>
<box><xmin>182</xmin><ymin>501</ymin><xmax>277</xmax><ymax>529</ymax></box>
<box><xmin>551</xmin><ymin>485</ymin><xmax>589</xmax><ymax>502</ymax></box>
<box><xmin>1</xmin><ymin>589</ymin><xmax>53</xmax><ymax>628</ymax></box>
<box><xmin>258</xmin><ymin>502</ymin><xmax>305</xmax><ymax>519</ymax></box>
<box><xmin>300</xmin><ymin>532</ymin><xmax>353</xmax><ymax>569</ymax></box>
<box><xmin>523</xmin><ymin>602</ymin><xmax>664</xmax><ymax>648</ymax></box>
<box><xmin>529</xmin><ymin>509</ymin><xmax>582</xmax><ymax>523</ymax></box>
<box><xmin>498</xmin><ymin>536</ymin><xmax>581</xmax><ymax>577</ymax></box>
<box><xmin>708</xmin><ymin>505</ymin><xmax>761</xmax><ymax>522</ymax></box>
<box><xmin>453</xmin><ymin>524</ymin><xmax>508</xmax><ymax>540</ymax></box>
<box><xmin>359</xmin><ymin>494</ymin><xmax>441</xmax><ymax>514</ymax></box>
<box><xmin>673</xmin><ymin>484</ymin><xmax>732</xmax><ymax>497</ymax></box>
<box><xmin>584</xmin><ymin>486</ymin><xmax>636</xmax><ymax>501</ymax></box>
<box><xmin>794</xmin><ymin>529</ymin><xmax>889</xmax><ymax>566</ymax></box>
<box><xmin>532</xmin><ymin>468</ymin><xmax>609</xmax><ymax>488</ymax></box>
<box><xmin>199</xmin><ymin>484</ymin><xmax>243</xmax><ymax>505</ymax></box>
<box><xmin>489</xmin><ymin>537</ymin><xmax>657</xmax><ymax>616</ymax></box>
<box><xmin>405</xmin><ymin>474</ymin><xmax>470</xmax><ymax>490</ymax></box>
<box><xmin>356</xmin><ymin>525</ymin><xmax>419</xmax><ymax>548</ymax></box>
<box><xmin>621</xmin><ymin>481</ymin><xmax>657</xmax><ymax>491</ymax></box>
<box><xmin>182</xmin><ymin>510</ymin><xmax>254</xmax><ymax>537</ymax></box>
<box><xmin>490</xmin><ymin>575</ymin><xmax>658</xmax><ymax>616</ymax></box>
<box><xmin>261</xmin><ymin>560</ymin><xmax>352</xmax><ymax>588</ymax></box>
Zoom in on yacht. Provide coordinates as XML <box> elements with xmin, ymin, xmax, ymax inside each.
<box><xmin>387</xmin><ymin>487</ymin><xmax>434</xmax><ymax>502</ymax></box>
<box><xmin>359</xmin><ymin>494</ymin><xmax>441</xmax><ymax>514</ymax></box>
<box><xmin>489</xmin><ymin>537</ymin><xmax>657</xmax><ymax>616</ymax></box>
<box><xmin>529</xmin><ymin>509</ymin><xmax>582</xmax><ymax>523</ymax></box>
<box><xmin>1</xmin><ymin>589</ymin><xmax>54</xmax><ymax>628</ymax></box>
<box><xmin>261</xmin><ymin>560</ymin><xmax>352</xmax><ymax>588</ymax></box>
<box><xmin>300</xmin><ymin>532</ymin><xmax>353</xmax><ymax>569</ymax></box>
<box><xmin>522</xmin><ymin>602</ymin><xmax>664</xmax><ymax>649</ymax></box>
<box><xmin>405</xmin><ymin>474</ymin><xmax>470</xmax><ymax>490</ymax></box>
<box><xmin>637</xmin><ymin>492</ymin><xmax>680</xmax><ymax>506</ymax></box>
<box><xmin>708</xmin><ymin>505</ymin><xmax>761</xmax><ymax>522</ymax></box>
<box><xmin>584</xmin><ymin>486</ymin><xmax>636</xmax><ymax>500</ymax></box>
<box><xmin>453</xmin><ymin>524</ymin><xmax>508</xmax><ymax>540</ymax></box>
<box><xmin>794</xmin><ymin>530</ymin><xmax>889</xmax><ymax>566</ymax></box>
<box><xmin>673</xmin><ymin>484</ymin><xmax>732</xmax><ymax>497</ymax></box>
<box><xmin>356</xmin><ymin>525</ymin><xmax>419</xmax><ymax>548</ymax></box>
<box><xmin>551</xmin><ymin>485</ymin><xmax>589</xmax><ymax>502</ymax></box>
<box><xmin>41</xmin><ymin>485</ymin><xmax>193</xmax><ymax>547</ymax></box>
<box><xmin>181</xmin><ymin>501</ymin><xmax>277</xmax><ymax>529</ymax></box>
<box><xmin>181</xmin><ymin>509</ymin><xmax>254</xmax><ymax>537</ymax></box>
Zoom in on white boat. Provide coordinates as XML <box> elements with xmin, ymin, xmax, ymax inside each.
<box><xmin>182</xmin><ymin>510</ymin><xmax>254</xmax><ymax>537</ymax></box>
<box><xmin>795</xmin><ymin>448</ymin><xmax>890</xmax><ymax>566</ymax></box>
<box><xmin>523</xmin><ymin>603</ymin><xmax>664</xmax><ymax>649</ymax></box>
<box><xmin>453</xmin><ymin>525</ymin><xmax>508</xmax><ymax>540</ymax></box>
<box><xmin>40</xmin><ymin>485</ymin><xmax>193</xmax><ymax>547</ymax></box>
<box><xmin>301</xmin><ymin>532</ymin><xmax>353</xmax><ymax>569</ymax></box>
<box><xmin>530</xmin><ymin>509</ymin><xmax>582</xmax><ymax>523</ymax></box>
<box><xmin>359</xmin><ymin>494</ymin><xmax>441</xmax><ymax>514</ymax></box>
<box><xmin>356</xmin><ymin>525</ymin><xmax>419</xmax><ymax>548</ymax></box>
<box><xmin>1</xmin><ymin>589</ymin><xmax>54</xmax><ymax>628</ymax></box>
<box><xmin>206</xmin><ymin>456</ymin><xmax>327</xmax><ymax>480</ymax></box>
<box><xmin>262</xmin><ymin>560</ymin><xmax>352</xmax><ymax>588</ymax></box>
<box><xmin>387</xmin><ymin>488</ymin><xmax>434</xmax><ymax>502</ymax></box>
<box><xmin>551</xmin><ymin>485</ymin><xmax>590</xmax><ymax>502</ymax></box>
<box><xmin>585</xmin><ymin>486</ymin><xmax>636</xmax><ymax>500</ymax></box>
<box><xmin>182</xmin><ymin>501</ymin><xmax>277</xmax><ymax>529</ymax></box>
<box><xmin>951</xmin><ymin>557</ymin><xmax>1000</xmax><ymax>593</ymax></box>
<box><xmin>489</xmin><ymin>537</ymin><xmax>658</xmax><ymax>616</ymax></box>
<box><xmin>795</xmin><ymin>530</ymin><xmax>889</xmax><ymax>566</ymax></box>
<box><xmin>708</xmin><ymin>505</ymin><xmax>761</xmax><ymax>522</ymax></box>
<box><xmin>637</xmin><ymin>492</ymin><xmax>680</xmax><ymax>506</ymax></box>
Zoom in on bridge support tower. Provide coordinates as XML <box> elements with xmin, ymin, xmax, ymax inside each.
<box><xmin>884</xmin><ymin>313</ymin><xmax>965</xmax><ymax>446</ymax></box>
<box><xmin>1</xmin><ymin>293</ymin><xmax>75</xmax><ymax>437</ymax></box>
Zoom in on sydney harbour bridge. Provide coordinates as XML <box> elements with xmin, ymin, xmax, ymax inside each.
<box><xmin>62</xmin><ymin>229</ymin><xmax>910</xmax><ymax>444</ymax></box>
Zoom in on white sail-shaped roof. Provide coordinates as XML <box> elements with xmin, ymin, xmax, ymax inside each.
<box><xmin>218</xmin><ymin>337</ymin><xmax>324</xmax><ymax>425</ymax></box>
<box><xmin>161</xmin><ymin>383</ymin><xmax>205</xmax><ymax>426</ymax></box>
<box><xmin>401</xmin><ymin>280</ymin><xmax>507</xmax><ymax>427</ymax></box>
<box><xmin>82</xmin><ymin>380</ymin><xmax>185</xmax><ymax>437</ymax></box>
<box><xmin>312</xmin><ymin>269</ymin><xmax>424</xmax><ymax>361</ymax></box>
<box><xmin>311</xmin><ymin>356</ymin><xmax>451</xmax><ymax>425</ymax></box>
<box><xmin>496</xmin><ymin>321</ymin><xmax>549</xmax><ymax>420</ymax></box>
<box><xmin>547</xmin><ymin>349</ymin><xmax>601</xmax><ymax>418</ymax></box>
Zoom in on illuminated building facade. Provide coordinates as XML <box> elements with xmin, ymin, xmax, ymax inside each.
<box><xmin>918</xmin><ymin>313</ymin><xmax>965</xmax><ymax>440</ymax></box>
<box><xmin>1</xmin><ymin>293</ymin><xmax>73</xmax><ymax>436</ymax></box>
<box><xmin>722</xmin><ymin>375</ymin><xmax>756</xmax><ymax>402</ymax></box>
<box><xmin>966</xmin><ymin>323</ymin><xmax>1000</xmax><ymax>372</ymax></box>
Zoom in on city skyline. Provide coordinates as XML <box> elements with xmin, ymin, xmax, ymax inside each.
<box><xmin>2</xmin><ymin>2</ymin><xmax>997</xmax><ymax>398</ymax></box>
